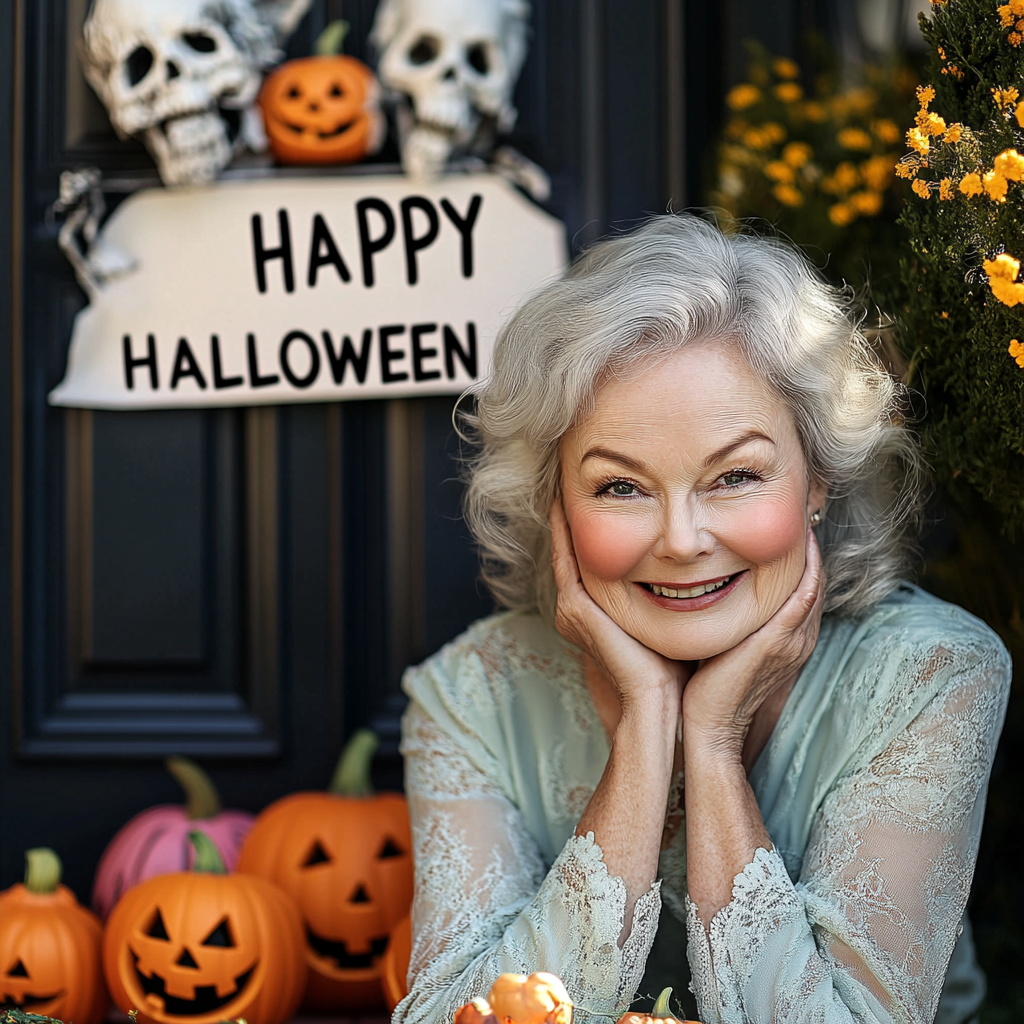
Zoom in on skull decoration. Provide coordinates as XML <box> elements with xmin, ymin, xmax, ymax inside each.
<box><xmin>371</xmin><ymin>0</ymin><xmax>530</xmax><ymax>179</ymax></box>
<box><xmin>81</xmin><ymin>0</ymin><xmax>313</xmax><ymax>186</ymax></box>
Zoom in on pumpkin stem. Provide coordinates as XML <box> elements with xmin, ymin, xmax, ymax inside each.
<box><xmin>166</xmin><ymin>756</ymin><xmax>223</xmax><ymax>820</ymax></box>
<box><xmin>651</xmin><ymin>988</ymin><xmax>674</xmax><ymax>1019</ymax></box>
<box><xmin>188</xmin><ymin>830</ymin><xmax>228</xmax><ymax>874</ymax></box>
<box><xmin>315</xmin><ymin>20</ymin><xmax>349</xmax><ymax>57</ymax></box>
<box><xmin>328</xmin><ymin>728</ymin><xmax>378</xmax><ymax>797</ymax></box>
<box><xmin>24</xmin><ymin>848</ymin><xmax>62</xmax><ymax>894</ymax></box>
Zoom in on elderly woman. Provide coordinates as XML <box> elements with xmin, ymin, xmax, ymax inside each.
<box><xmin>394</xmin><ymin>215</ymin><xmax>1010</xmax><ymax>1024</ymax></box>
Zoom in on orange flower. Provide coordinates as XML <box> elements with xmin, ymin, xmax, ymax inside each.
<box><xmin>1017</xmin><ymin>100</ymin><xmax>1024</xmax><ymax>126</ymax></box>
<box><xmin>802</xmin><ymin>101</ymin><xmax>827</xmax><ymax>122</ymax></box>
<box><xmin>943</xmin><ymin>122</ymin><xmax>963</xmax><ymax>142</ymax></box>
<box><xmin>939</xmin><ymin>177</ymin><xmax>954</xmax><ymax>199</ymax></box>
<box><xmin>772</xmin><ymin>57</ymin><xmax>800</xmax><ymax>79</ymax></box>
<box><xmin>912</xmin><ymin>178</ymin><xmax>933</xmax><ymax>198</ymax></box>
<box><xmin>850</xmin><ymin>190</ymin><xmax>883</xmax><ymax>215</ymax></box>
<box><xmin>837</xmin><ymin>127</ymin><xmax>873</xmax><ymax>150</ymax></box>
<box><xmin>984</xmin><ymin>253</ymin><xmax>1024</xmax><ymax>305</ymax></box>
<box><xmin>828</xmin><ymin>203</ymin><xmax>855</xmax><ymax>226</ymax></box>
<box><xmin>822</xmin><ymin>161</ymin><xmax>860</xmax><ymax>194</ymax></box>
<box><xmin>774</xmin><ymin>82</ymin><xmax>803</xmax><ymax>102</ymax></box>
<box><xmin>983</xmin><ymin>169</ymin><xmax>1009</xmax><ymax>201</ymax></box>
<box><xmin>907</xmin><ymin>127</ymin><xmax>931</xmax><ymax>154</ymax></box>
<box><xmin>782</xmin><ymin>141</ymin><xmax>812</xmax><ymax>167</ymax></box>
<box><xmin>773</xmin><ymin>183</ymin><xmax>803</xmax><ymax>207</ymax></box>
<box><xmin>726</xmin><ymin>84</ymin><xmax>761</xmax><ymax>110</ymax></box>
<box><xmin>765</xmin><ymin>160</ymin><xmax>796</xmax><ymax>183</ymax></box>
<box><xmin>895</xmin><ymin>158</ymin><xmax>919</xmax><ymax>179</ymax></box>
<box><xmin>872</xmin><ymin>119</ymin><xmax>902</xmax><ymax>144</ymax></box>
<box><xmin>861</xmin><ymin>154</ymin><xmax>896</xmax><ymax>191</ymax></box>
<box><xmin>916</xmin><ymin>84</ymin><xmax>936</xmax><ymax>106</ymax></box>
<box><xmin>959</xmin><ymin>172</ymin><xmax>984</xmax><ymax>195</ymax></box>
<box><xmin>994</xmin><ymin>148</ymin><xmax>1024</xmax><ymax>180</ymax></box>
<box><xmin>1009</xmin><ymin>339</ymin><xmax>1024</xmax><ymax>367</ymax></box>
<box><xmin>992</xmin><ymin>86</ymin><xmax>1020</xmax><ymax>109</ymax></box>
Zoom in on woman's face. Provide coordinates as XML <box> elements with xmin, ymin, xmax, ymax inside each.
<box><xmin>559</xmin><ymin>340</ymin><xmax>827</xmax><ymax>662</ymax></box>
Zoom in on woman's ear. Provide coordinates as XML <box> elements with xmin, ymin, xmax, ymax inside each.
<box><xmin>807</xmin><ymin>477</ymin><xmax>829</xmax><ymax>521</ymax></box>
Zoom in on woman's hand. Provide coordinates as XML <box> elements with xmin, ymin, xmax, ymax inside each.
<box><xmin>550</xmin><ymin>499</ymin><xmax>689</xmax><ymax>715</ymax></box>
<box><xmin>682</xmin><ymin>525</ymin><xmax>826</xmax><ymax>763</ymax></box>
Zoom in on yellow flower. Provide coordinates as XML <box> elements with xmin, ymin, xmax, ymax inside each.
<box><xmin>906</xmin><ymin>126</ymin><xmax>931</xmax><ymax>154</ymax></box>
<box><xmin>773</xmin><ymin>57</ymin><xmax>800</xmax><ymax>79</ymax></box>
<box><xmin>1009</xmin><ymin>339</ymin><xmax>1024</xmax><ymax>367</ymax></box>
<box><xmin>802</xmin><ymin>101</ymin><xmax>827</xmax><ymax>122</ymax></box>
<box><xmin>774</xmin><ymin>82</ymin><xmax>803</xmax><ymax>102</ymax></box>
<box><xmin>992</xmin><ymin>86</ymin><xmax>1020</xmax><ymax>109</ymax></box>
<box><xmin>985</xmin><ymin>254</ymin><xmax>1024</xmax><ymax>305</ymax></box>
<box><xmin>959</xmin><ymin>172</ymin><xmax>984</xmax><ymax>195</ymax></box>
<box><xmin>822</xmin><ymin>161</ymin><xmax>860</xmax><ymax>194</ymax></box>
<box><xmin>984</xmin><ymin>169</ymin><xmax>1009</xmax><ymax>201</ymax></box>
<box><xmin>915</xmin><ymin>111</ymin><xmax>947</xmax><ymax>136</ymax></box>
<box><xmin>773</xmin><ymin>183</ymin><xmax>803</xmax><ymax>207</ymax></box>
<box><xmin>765</xmin><ymin>160</ymin><xmax>796</xmax><ymax>183</ymax></box>
<box><xmin>850</xmin><ymin>190</ymin><xmax>883</xmax><ymax>215</ymax></box>
<box><xmin>828</xmin><ymin>203</ymin><xmax>855</xmax><ymax>226</ymax></box>
<box><xmin>942</xmin><ymin>64</ymin><xmax>965</xmax><ymax>79</ymax></box>
<box><xmin>782</xmin><ymin>141</ymin><xmax>812</xmax><ymax>167</ymax></box>
<box><xmin>895</xmin><ymin>157</ymin><xmax>920</xmax><ymax>179</ymax></box>
<box><xmin>727</xmin><ymin>84</ymin><xmax>761</xmax><ymax>110</ymax></box>
<box><xmin>939</xmin><ymin>177</ymin><xmax>954</xmax><ymax>199</ymax></box>
<box><xmin>1010</xmin><ymin>30</ymin><xmax>1023</xmax><ymax>45</ymax></box>
<box><xmin>912</xmin><ymin>178</ymin><xmax>933</xmax><ymax>198</ymax></box>
<box><xmin>861</xmin><ymin>154</ymin><xmax>896</xmax><ymax>191</ymax></box>
<box><xmin>872</xmin><ymin>119</ymin><xmax>901</xmax><ymax>144</ymax></box>
<box><xmin>994</xmin><ymin>148</ymin><xmax>1024</xmax><ymax>180</ymax></box>
<box><xmin>1013</xmin><ymin>0</ymin><xmax>1024</xmax><ymax>15</ymax></box>
<box><xmin>943</xmin><ymin>122</ymin><xmax>963</xmax><ymax>142</ymax></box>
<box><xmin>916</xmin><ymin>84</ymin><xmax>936</xmax><ymax>106</ymax></box>
<box><xmin>999</xmin><ymin>3</ymin><xmax>1015</xmax><ymax>25</ymax></box>
<box><xmin>763</xmin><ymin>122</ymin><xmax>786</xmax><ymax>143</ymax></box>
<box><xmin>837</xmin><ymin>127</ymin><xmax>873</xmax><ymax>150</ymax></box>
<box><xmin>1016</xmin><ymin>100</ymin><xmax>1024</xmax><ymax>126</ymax></box>
<box><xmin>743</xmin><ymin>127</ymin><xmax>773</xmax><ymax>149</ymax></box>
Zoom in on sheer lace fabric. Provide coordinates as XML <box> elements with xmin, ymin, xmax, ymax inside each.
<box><xmin>394</xmin><ymin>585</ymin><xmax>1010</xmax><ymax>1024</ymax></box>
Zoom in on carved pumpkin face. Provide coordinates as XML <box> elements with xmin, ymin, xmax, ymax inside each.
<box><xmin>237</xmin><ymin>791</ymin><xmax>413</xmax><ymax>1010</ymax></box>
<box><xmin>103</xmin><ymin>869</ymin><xmax>306</xmax><ymax>1024</ymax></box>
<box><xmin>0</xmin><ymin>863</ymin><xmax>108</xmax><ymax>1024</ymax></box>
<box><xmin>259</xmin><ymin>56</ymin><xmax>384</xmax><ymax>165</ymax></box>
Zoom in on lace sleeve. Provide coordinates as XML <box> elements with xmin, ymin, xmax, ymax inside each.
<box><xmin>686</xmin><ymin>639</ymin><xmax>1010</xmax><ymax>1024</ymax></box>
<box><xmin>394</xmin><ymin>700</ymin><xmax>661</xmax><ymax>1024</ymax></box>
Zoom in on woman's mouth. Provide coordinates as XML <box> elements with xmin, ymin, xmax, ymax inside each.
<box><xmin>636</xmin><ymin>571</ymin><xmax>746</xmax><ymax>610</ymax></box>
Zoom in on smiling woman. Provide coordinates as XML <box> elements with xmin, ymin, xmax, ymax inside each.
<box><xmin>393</xmin><ymin>215</ymin><xmax>1011</xmax><ymax>1024</ymax></box>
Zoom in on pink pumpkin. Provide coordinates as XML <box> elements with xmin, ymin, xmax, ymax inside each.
<box><xmin>92</xmin><ymin>757</ymin><xmax>254</xmax><ymax>919</ymax></box>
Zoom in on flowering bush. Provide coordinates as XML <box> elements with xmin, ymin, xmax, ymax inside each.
<box><xmin>898</xmin><ymin>0</ymin><xmax>1024</xmax><ymax>530</ymax></box>
<box><xmin>711</xmin><ymin>44</ymin><xmax>916</xmax><ymax>299</ymax></box>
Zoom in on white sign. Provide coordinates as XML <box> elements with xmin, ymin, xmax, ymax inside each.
<box><xmin>50</xmin><ymin>174</ymin><xmax>566</xmax><ymax>409</ymax></box>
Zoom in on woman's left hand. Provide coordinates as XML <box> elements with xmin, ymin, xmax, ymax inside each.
<box><xmin>682</xmin><ymin>525</ymin><xmax>825</xmax><ymax>762</ymax></box>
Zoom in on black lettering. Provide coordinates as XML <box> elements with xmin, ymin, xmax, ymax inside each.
<box><xmin>307</xmin><ymin>213</ymin><xmax>351</xmax><ymax>288</ymax></box>
<box><xmin>123</xmin><ymin>333</ymin><xmax>158</xmax><ymax>391</ymax></box>
<box><xmin>322</xmin><ymin>329</ymin><xmax>372</xmax><ymax>385</ymax></box>
<box><xmin>411</xmin><ymin>323</ymin><xmax>441</xmax><ymax>381</ymax></box>
<box><xmin>379</xmin><ymin>324</ymin><xmax>409</xmax><ymax>383</ymax></box>
<box><xmin>440</xmin><ymin>195</ymin><xmax>483</xmax><ymax>278</ymax></box>
<box><xmin>251</xmin><ymin>210</ymin><xmax>294</xmax><ymax>294</ymax></box>
<box><xmin>444</xmin><ymin>322</ymin><xmax>478</xmax><ymax>379</ymax></box>
<box><xmin>247</xmin><ymin>333</ymin><xmax>280</xmax><ymax>388</ymax></box>
<box><xmin>211</xmin><ymin>335</ymin><xmax>244</xmax><ymax>389</ymax></box>
<box><xmin>170</xmin><ymin>337</ymin><xmax>207</xmax><ymax>390</ymax></box>
<box><xmin>279</xmin><ymin>330</ymin><xmax>321</xmax><ymax>389</ymax></box>
<box><xmin>356</xmin><ymin>198</ymin><xmax>396</xmax><ymax>288</ymax></box>
<box><xmin>400</xmin><ymin>196</ymin><xmax>440</xmax><ymax>286</ymax></box>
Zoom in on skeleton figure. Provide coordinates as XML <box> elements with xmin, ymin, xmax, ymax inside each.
<box><xmin>81</xmin><ymin>0</ymin><xmax>312</xmax><ymax>186</ymax></box>
<box><xmin>371</xmin><ymin>0</ymin><xmax>530</xmax><ymax>180</ymax></box>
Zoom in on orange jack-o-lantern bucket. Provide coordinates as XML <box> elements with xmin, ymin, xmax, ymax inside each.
<box><xmin>102</xmin><ymin>832</ymin><xmax>306</xmax><ymax>1024</ymax></box>
<box><xmin>258</xmin><ymin>21</ymin><xmax>384</xmax><ymax>165</ymax></box>
<box><xmin>237</xmin><ymin>729</ymin><xmax>414</xmax><ymax>1011</ymax></box>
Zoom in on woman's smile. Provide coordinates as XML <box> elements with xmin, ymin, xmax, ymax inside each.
<box><xmin>559</xmin><ymin>339</ymin><xmax>827</xmax><ymax>661</ymax></box>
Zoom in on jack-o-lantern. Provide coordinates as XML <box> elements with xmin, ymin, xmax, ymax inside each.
<box><xmin>258</xmin><ymin>21</ymin><xmax>384</xmax><ymax>166</ymax></box>
<box><xmin>237</xmin><ymin>729</ymin><xmax>413</xmax><ymax>1011</ymax></box>
<box><xmin>0</xmin><ymin>848</ymin><xmax>108</xmax><ymax>1024</ymax></box>
<box><xmin>103</xmin><ymin>832</ymin><xmax>306</xmax><ymax>1024</ymax></box>
<box><xmin>380</xmin><ymin>914</ymin><xmax>411</xmax><ymax>1011</ymax></box>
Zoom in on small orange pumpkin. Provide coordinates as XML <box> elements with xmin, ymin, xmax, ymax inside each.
<box><xmin>258</xmin><ymin>21</ymin><xmax>384</xmax><ymax>166</ymax></box>
<box><xmin>103</xmin><ymin>832</ymin><xmax>306</xmax><ymax>1024</ymax></box>
<box><xmin>488</xmin><ymin>973</ymin><xmax>573</xmax><ymax>1024</ymax></box>
<box><xmin>616</xmin><ymin>987</ymin><xmax>700</xmax><ymax>1024</ymax></box>
<box><xmin>0</xmin><ymin>848</ymin><xmax>108</xmax><ymax>1024</ymax></box>
<box><xmin>237</xmin><ymin>729</ymin><xmax>414</xmax><ymax>1011</ymax></box>
<box><xmin>380</xmin><ymin>914</ymin><xmax>412</xmax><ymax>1011</ymax></box>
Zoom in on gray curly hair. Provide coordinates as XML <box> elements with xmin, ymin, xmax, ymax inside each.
<box><xmin>460</xmin><ymin>213</ymin><xmax>926</xmax><ymax>621</ymax></box>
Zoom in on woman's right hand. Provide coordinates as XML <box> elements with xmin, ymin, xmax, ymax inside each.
<box><xmin>550</xmin><ymin>498</ymin><xmax>690</xmax><ymax>715</ymax></box>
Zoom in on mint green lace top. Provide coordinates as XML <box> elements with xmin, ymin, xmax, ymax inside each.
<box><xmin>395</xmin><ymin>583</ymin><xmax>1010</xmax><ymax>1024</ymax></box>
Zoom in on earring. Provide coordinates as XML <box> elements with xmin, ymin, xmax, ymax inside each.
<box><xmin>810</xmin><ymin>508</ymin><xmax>823</xmax><ymax>526</ymax></box>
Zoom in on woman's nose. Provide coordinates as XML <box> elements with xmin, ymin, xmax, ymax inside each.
<box><xmin>650</xmin><ymin>498</ymin><xmax>715</xmax><ymax>562</ymax></box>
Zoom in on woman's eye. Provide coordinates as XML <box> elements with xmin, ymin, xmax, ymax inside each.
<box><xmin>720</xmin><ymin>471</ymin><xmax>756</xmax><ymax>487</ymax></box>
<box><xmin>604</xmin><ymin>481</ymin><xmax>637</xmax><ymax>497</ymax></box>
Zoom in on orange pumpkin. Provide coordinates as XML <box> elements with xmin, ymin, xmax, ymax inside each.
<box><xmin>616</xmin><ymin>987</ymin><xmax>700</xmax><ymax>1024</ymax></box>
<box><xmin>0</xmin><ymin>849</ymin><xmax>108</xmax><ymax>1024</ymax></box>
<box><xmin>258</xmin><ymin>33</ymin><xmax>384</xmax><ymax>167</ymax></box>
<box><xmin>380</xmin><ymin>914</ymin><xmax>412</xmax><ymax>1011</ymax></box>
<box><xmin>488</xmin><ymin>973</ymin><xmax>573</xmax><ymax>1024</ymax></box>
<box><xmin>237</xmin><ymin>729</ymin><xmax>414</xmax><ymax>1011</ymax></box>
<box><xmin>103</xmin><ymin>832</ymin><xmax>306</xmax><ymax>1024</ymax></box>
<box><xmin>454</xmin><ymin>996</ymin><xmax>498</xmax><ymax>1024</ymax></box>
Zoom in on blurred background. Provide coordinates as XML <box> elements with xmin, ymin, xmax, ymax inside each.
<box><xmin>1</xmin><ymin>0</ymin><xmax>1022</xmax><ymax>1019</ymax></box>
